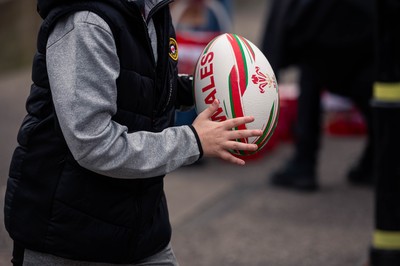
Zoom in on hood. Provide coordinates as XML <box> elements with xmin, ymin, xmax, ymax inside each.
<box><xmin>36</xmin><ymin>0</ymin><xmax>141</xmax><ymax>19</ymax></box>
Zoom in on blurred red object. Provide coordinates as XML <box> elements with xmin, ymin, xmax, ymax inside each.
<box><xmin>322</xmin><ymin>92</ymin><xmax>366</xmax><ymax>136</ymax></box>
<box><xmin>272</xmin><ymin>83</ymin><xmax>298</xmax><ymax>143</ymax></box>
<box><xmin>176</xmin><ymin>31</ymin><xmax>220</xmax><ymax>74</ymax></box>
<box><xmin>325</xmin><ymin>108</ymin><xmax>366</xmax><ymax>136</ymax></box>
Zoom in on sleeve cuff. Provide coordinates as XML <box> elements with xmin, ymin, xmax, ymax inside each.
<box><xmin>188</xmin><ymin>125</ymin><xmax>203</xmax><ymax>160</ymax></box>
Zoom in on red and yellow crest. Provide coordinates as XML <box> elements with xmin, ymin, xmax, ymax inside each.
<box><xmin>251</xmin><ymin>66</ymin><xmax>277</xmax><ymax>94</ymax></box>
<box><xmin>169</xmin><ymin>38</ymin><xmax>178</xmax><ymax>61</ymax></box>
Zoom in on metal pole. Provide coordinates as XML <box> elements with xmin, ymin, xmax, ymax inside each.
<box><xmin>370</xmin><ymin>0</ymin><xmax>400</xmax><ymax>265</ymax></box>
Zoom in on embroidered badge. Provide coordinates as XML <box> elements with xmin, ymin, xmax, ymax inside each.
<box><xmin>169</xmin><ymin>38</ymin><xmax>178</xmax><ymax>61</ymax></box>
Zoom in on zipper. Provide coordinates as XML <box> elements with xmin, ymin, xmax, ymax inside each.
<box><xmin>123</xmin><ymin>1</ymin><xmax>157</xmax><ymax>66</ymax></box>
<box><xmin>147</xmin><ymin>0</ymin><xmax>175</xmax><ymax>118</ymax></box>
<box><xmin>146</xmin><ymin>0</ymin><xmax>173</xmax><ymax>25</ymax></box>
<box><xmin>136</xmin><ymin>0</ymin><xmax>175</xmax><ymax>127</ymax></box>
<box><xmin>140</xmin><ymin>0</ymin><xmax>173</xmax><ymax>66</ymax></box>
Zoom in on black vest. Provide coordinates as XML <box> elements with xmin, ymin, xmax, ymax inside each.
<box><xmin>5</xmin><ymin>0</ymin><xmax>178</xmax><ymax>263</ymax></box>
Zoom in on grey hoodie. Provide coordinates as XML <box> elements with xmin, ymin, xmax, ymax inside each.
<box><xmin>45</xmin><ymin>1</ymin><xmax>200</xmax><ymax>180</ymax></box>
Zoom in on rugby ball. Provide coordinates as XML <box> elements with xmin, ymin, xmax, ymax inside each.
<box><xmin>193</xmin><ymin>33</ymin><xmax>279</xmax><ymax>158</ymax></box>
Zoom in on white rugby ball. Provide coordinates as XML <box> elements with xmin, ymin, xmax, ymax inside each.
<box><xmin>193</xmin><ymin>33</ymin><xmax>279</xmax><ymax>158</ymax></box>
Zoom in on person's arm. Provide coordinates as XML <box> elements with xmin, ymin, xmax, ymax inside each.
<box><xmin>47</xmin><ymin>11</ymin><xmax>201</xmax><ymax>179</ymax></box>
<box><xmin>176</xmin><ymin>74</ymin><xmax>194</xmax><ymax>108</ymax></box>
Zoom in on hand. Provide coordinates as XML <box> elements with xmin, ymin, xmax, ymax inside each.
<box><xmin>192</xmin><ymin>99</ymin><xmax>263</xmax><ymax>165</ymax></box>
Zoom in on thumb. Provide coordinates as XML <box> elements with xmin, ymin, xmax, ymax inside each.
<box><xmin>200</xmin><ymin>99</ymin><xmax>220</xmax><ymax>119</ymax></box>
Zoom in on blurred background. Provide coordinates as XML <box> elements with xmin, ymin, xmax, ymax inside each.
<box><xmin>0</xmin><ymin>1</ymin><xmax>41</xmax><ymax>74</ymax></box>
<box><xmin>0</xmin><ymin>0</ymin><xmax>374</xmax><ymax>265</ymax></box>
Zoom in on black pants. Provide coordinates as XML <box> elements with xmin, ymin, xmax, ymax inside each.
<box><xmin>11</xmin><ymin>242</ymin><xmax>24</xmax><ymax>266</ymax></box>
<box><xmin>293</xmin><ymin>63</ymin><xmax>374</xmax><ymax>167</ymax></box>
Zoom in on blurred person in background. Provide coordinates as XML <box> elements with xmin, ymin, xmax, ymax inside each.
<box><xmin>262</xmin><ymin>0</ymin><xmax>375</xmax><ymax>191</ymax></box>
<box><xmin>3</xmin><ymin>0</ymin><xmax>262</xmax><ymax>265</ymax></box>
<box><xmin>171</xmin><ymin>0</ymin><xmax>232</xmax><ymax>32</ymax></box>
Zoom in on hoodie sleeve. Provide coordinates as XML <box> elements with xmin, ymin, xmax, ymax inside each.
<box><xmin>46</xmin><ymin>11</ymin><xmax>201</xmax><ymax>179</ymax></box>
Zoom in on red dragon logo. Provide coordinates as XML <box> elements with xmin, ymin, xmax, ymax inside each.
<box><xmin>251</xmin><ymin>66</ymin><xmax>277</xmax><ymax>94</ymax></box>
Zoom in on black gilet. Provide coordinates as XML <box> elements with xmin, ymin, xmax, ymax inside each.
<box><xmin>5</xmin><ymin>0</ymin><xmax>178</xmax><ymax>263</ymax></box>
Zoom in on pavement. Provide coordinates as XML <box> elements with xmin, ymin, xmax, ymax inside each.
<box><xmin>0</xmin><ymin>1</ymin><xmax>374</xmax><ymax>265</ymax></box>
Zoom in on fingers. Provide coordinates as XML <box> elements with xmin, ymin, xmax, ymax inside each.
<box><xmin>194</xmin><ymin>98</ymin><xmax>264</xmax><ymax>166</ymax></box>
<box><xmin>226</xmin><ymin>128</ymin><xmax>263</xmax><ymax>140</ymax></box>
<box><xmin>199</xmin><ymin>99</ymin><xmax>256</xmax><ymax>129</ymax></box>
<box><xmin>225</xmin><ymin>141</ymin><xmax>258</xmax><ymax>152</ymax></box>
<box><xmin>220</xmin><ymin>150</ymin><xmax>246</xmax><ymax>166</ymax></box>
<box><xmin>221</xmin><ymin>116</ymin><xmax>256</xmax><ymax>129</ymax></box>
<box><xmin>218</xmin><ymin>140</ymin><xmax>259</xmax><ymax>166</ymax></box>
<box><xmin>198</xmin><ymin>99</ymin><xmax>220</xmax><ymax>119</ymax></box>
